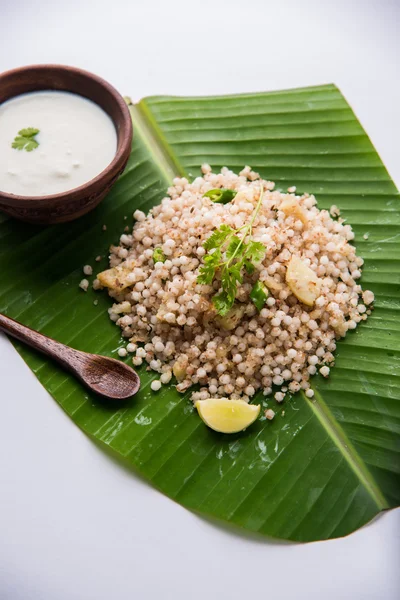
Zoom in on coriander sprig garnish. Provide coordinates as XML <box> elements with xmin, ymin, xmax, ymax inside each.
<box><xmin>12</xmin><ymin>128</ymin><xmax>40</xmax><ymax>152</ymax></box>
<box><xmin>197</xmin><ymin>186</ymin><xmax>266</xmax><ymax>316</ymax></box>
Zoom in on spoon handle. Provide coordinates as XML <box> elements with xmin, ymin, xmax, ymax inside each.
<box><xmin>0</xmin><ymin>312</ymin><xmax>79</xmax><ymax>371</ymax></box>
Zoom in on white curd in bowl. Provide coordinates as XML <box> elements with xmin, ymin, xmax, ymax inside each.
<box><xmin>0</xmin><ymin>91</ymin><xmax>117</xmax><ymax>196</ymax></box>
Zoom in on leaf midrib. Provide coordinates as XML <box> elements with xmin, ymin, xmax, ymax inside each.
<box><xmin>305</xmin><ymin>389</ymin><xmax>388</xmax><ymax>509</ymax></box>
<box><xmin>128</xmin><ymin>89</ymin><xmax>389</xmax><ymax>512</ymax></box>
<box><xmin>129</xmin><ymin>98</ymin><xmax>186</xmax><ymax>180</ymax></box>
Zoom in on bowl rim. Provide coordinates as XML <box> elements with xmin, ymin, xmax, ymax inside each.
<box><xmin>0</xmin><ymin>63</ymin><xmax>132</xmax><ymax>204</ymax></box>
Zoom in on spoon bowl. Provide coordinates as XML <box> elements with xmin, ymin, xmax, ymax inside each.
<box><xmin>78</xmin><ymin>353</ymin><xmax>140</xmax><ymax>399</ymax></box>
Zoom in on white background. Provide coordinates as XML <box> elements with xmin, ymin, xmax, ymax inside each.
<box><xmin>0</xmin><ymin>1</ymin><xmax>399</xmax><ymax>598</ymax></box>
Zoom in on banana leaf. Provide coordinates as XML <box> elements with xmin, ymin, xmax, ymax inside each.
<box><xmin>0</xmin><ymin>84</ymin><xmax>399</xmax><ymax>542</ymax></box>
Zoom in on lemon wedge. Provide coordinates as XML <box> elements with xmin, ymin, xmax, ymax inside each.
<box><xmin>195</xmin><ymin>398</ymin><xmax>260</xmax><ymax>434</ymax></box>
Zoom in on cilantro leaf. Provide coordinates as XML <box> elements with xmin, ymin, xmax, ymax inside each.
<box><xmin>228</xmin><ymin>263</ymin><xmax>243</xmax><ymax>286</ymax></box>
<box><xmin>212</xmin><ymin>291</ymin><xmax>232</xmax><ymax>316</ymax></box>
<box><xmin>221</xmin><ymin>269</ymin><xmax>238</xmax><ymax>302</ymax></box>
<box><xmin>226</xmin><ymin>235</ymin><xmax>242</xmax><ymax>260</ymax></box>
<box><xmin>203</xmin><ymin>224</ymin><xmax>234</xmax><ymax>250</ymax></box>
<box><xmin>244</xmin><ymin>261</ymin><xmax>256</xmax><ymax>275</ymax></box>
<box><xmin>197</xmin><ymin>266</ymin><xmax>214</xmax><ymax>285</ymax></box>
<box><xmin>243</xmin><ymin>240</ymin><xmax>266</xmax><ymax>264</ymax></box>
<box><xmin>18</xmin><ymin>127</ymin><xmax>40</xmax><ymax>137</ymax></box>
<box><xmin>12</xmin><ymin>127</ymin><xmax>40</xmax><ymax>152</ymax></box>
<box><xmin>197</xmin><ymin>262</ymin><xmax>217</xmax><ymax>285</ymax></box>
<box><xmin>197</xmin><ymin>248</ymin><xmax>221</xmax><ymax>285</ymax></box>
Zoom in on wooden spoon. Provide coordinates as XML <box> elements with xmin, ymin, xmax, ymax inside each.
<box><xmin>0</xmin><ymin>313</ymin><xmax>140</xmax><ymax>400</ymax></box>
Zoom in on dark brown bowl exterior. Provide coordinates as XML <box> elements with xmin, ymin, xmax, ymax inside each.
<box><xmin>0</xmin><ymin>64</ymin><xmax>133</xmax><ymax>224</ymax></box>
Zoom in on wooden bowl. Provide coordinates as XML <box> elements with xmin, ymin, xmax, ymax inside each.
<box><xmin>0</xmin><ymin>64</ymin><xmax>133</xmax><ymax>224</ymax></box>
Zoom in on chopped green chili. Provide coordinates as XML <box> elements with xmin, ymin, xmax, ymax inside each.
<box><xmin>203</xmin><ymin>188</ymin><xmax>237</xmax><ymax>204</ymax></box>
<box><xmin>250</xmin><ymin>280</ymin><xmax>269</xmax><ymax>311</ymax></box>
<box><xmin>153</xmin><ymin>247</ymin><xmax>166</xmax><ymax>263</ymax></box>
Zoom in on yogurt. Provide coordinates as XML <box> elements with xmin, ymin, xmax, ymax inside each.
<box><xmin>0</xmin><ymin>91</ymin><xmax>117</xmax><ymax>196</ymax></box>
